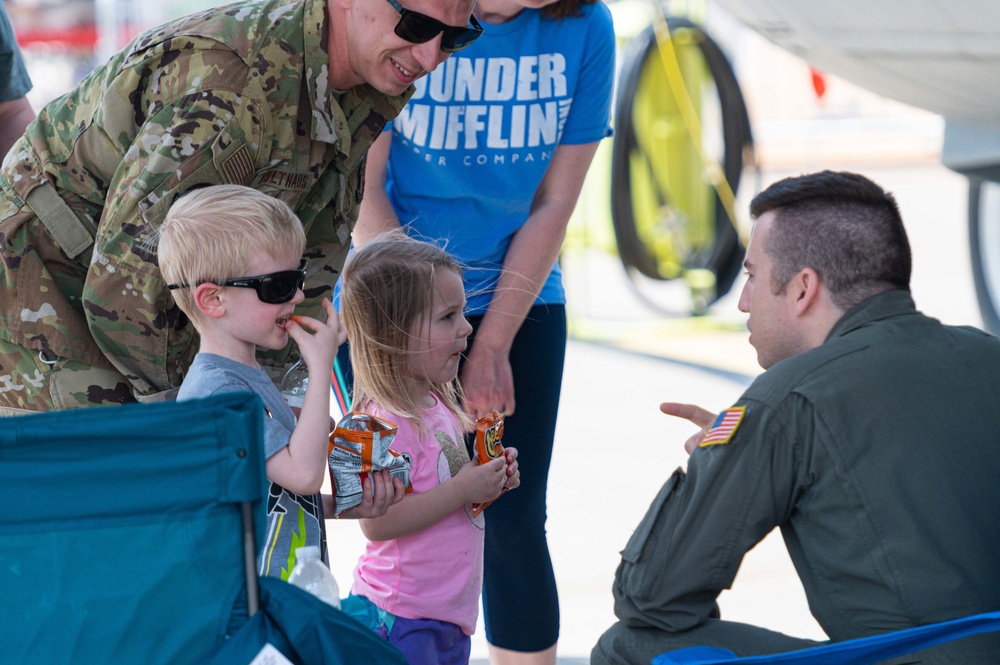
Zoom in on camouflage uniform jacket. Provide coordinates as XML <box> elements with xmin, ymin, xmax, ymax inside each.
<box><xmin>0</xmin><ymin>0</ymin><xmax>411</xmax><ymax>402</ymax></box>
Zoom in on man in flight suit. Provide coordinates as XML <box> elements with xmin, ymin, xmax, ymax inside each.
<box><xmin>0</xmin><ymin>0</ymin><xmax>479</xmax><ymax>413</ymax></box>
<box><xmin>593</xmin><ymin>171</ymin><xmax>1000</xmax><ymax>664</ymax></box>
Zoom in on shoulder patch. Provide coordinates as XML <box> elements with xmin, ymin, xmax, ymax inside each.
<box><xmin>222</xmin><ymin>145</ymin><xmax>255</xmax><ymax>186</ymax></box>
<box><xmin>700</xmin><ymin>406</ymin><xmax>746</xmax><ymax>447</ymax></box>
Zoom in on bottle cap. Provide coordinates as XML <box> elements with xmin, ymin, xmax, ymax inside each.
<box><xmin>295</xmin><ymin>545</ymin><xmax>320</xmax><ymax>561</ymax></box>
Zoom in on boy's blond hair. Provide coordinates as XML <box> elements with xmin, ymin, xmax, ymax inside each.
<box><xmin>341</xmin><ymin>231</ymin><xmax>472</xmax><ymax>434</ymax></box>
<box><xmin>157</xmin><ymin>185</ymin><xmax>306</xmax><ymax>328</ymax></box>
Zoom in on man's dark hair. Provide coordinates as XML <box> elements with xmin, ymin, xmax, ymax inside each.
<box><xmin>749</xmin><ymin>170</ymin><xmax>912</xmax><ymax>310</ymax></box>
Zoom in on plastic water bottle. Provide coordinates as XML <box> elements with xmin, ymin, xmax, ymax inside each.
<box><xmin>279</xmin><ymin>359</ymin><xmax>309</xmax><ymax>409</ymax></box>
<box><xmin>286</xmin><ymin>545</ymin><xmax>341</xmax><ymax>609</ymax></box>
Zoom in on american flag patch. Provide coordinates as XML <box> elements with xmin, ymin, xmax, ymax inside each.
<box><xmin>222</xmin><ymin>145</ymin><xmax>255</xmax><ymax>186</ymax></box>
<box><xmin>700</xmin><ymin>406</ymin><xmax>746</xmax><ymax>447</ymax></box>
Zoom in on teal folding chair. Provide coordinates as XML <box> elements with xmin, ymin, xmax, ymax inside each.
<box><xmin>0</xmin><ymin>393</ymin><xmax>267</xmax><ymax>663</ymax></box>
<box><xmin>0</xmin><ymin>392</ymin><xmax>409</xmax><ymax>665</ymax></box>
<box><xmin>653</xmin><ymin>610</ymin><xmax>1000</xmax><ymax>665</ymax></box>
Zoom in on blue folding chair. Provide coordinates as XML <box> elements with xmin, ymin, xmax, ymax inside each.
<box><xmin>0</xmin><ymin>393</ymin><xmax>266</xmax><ymax>662</ymax></box>
<box><xmin>0</xmin><ymin>393</ymin><xmax>406</xmax><ymax>664</ymax></box>
<box><xmin>653</xmin><ymin>610</ymin><xmax>1000</xmax><ymax>665</ymax></box>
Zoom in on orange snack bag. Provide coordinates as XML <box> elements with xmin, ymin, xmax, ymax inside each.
<box><xmin>328</xmin><ymin>412</ymin><xmax>412</xmax><ymax>516</ymax></box>
<box><xmin>471</xmin><ymin>412</ymin><xmax>510</xmax><ymax>517</ymax></box>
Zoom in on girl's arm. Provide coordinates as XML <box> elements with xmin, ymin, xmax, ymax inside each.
<box><xmin>460</xmin><ymin>141</ymin><xmax>601</xmax><ymax>420</ymax></box>
<box><xmin>352</xmin><ymin>132</ymin><xmax>401</xmax><ymax>246</ymax></box>
<box><xmin>360</xmin><ymin>457</ymin><xmax>508</xmax><ymax>541</ymax></box>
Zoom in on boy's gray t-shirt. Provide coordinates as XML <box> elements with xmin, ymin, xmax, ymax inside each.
<box><xmin>178</xmin><ymin>353</ymin><xmax>328</xmax><ymax>578</ymax></box>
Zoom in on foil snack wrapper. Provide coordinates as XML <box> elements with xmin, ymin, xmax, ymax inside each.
<box><xmin>328</xmin><ymin>412</ymin><xmax>412</xmax><ymax>516</ymax></box>
<box><xmin>472</xmin><ymin>411</ymin><xmax>509</xmax><ymax>517</ymax></box>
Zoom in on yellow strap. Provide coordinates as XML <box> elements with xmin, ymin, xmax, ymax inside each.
<box><xmin>25</xmin><ymin>182</ymin><xmax>96</xmax><ymax>260</ymax></box>
<box><xmin>650</xmin><ymin>11</ymin><xmax>745</xmax><ymax>243</ymax></box>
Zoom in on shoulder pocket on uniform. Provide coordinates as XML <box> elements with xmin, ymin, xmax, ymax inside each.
<box><xmin>139</xmin><ymin>158</ymin><xmax>224</xmax><ymax>231</ymax></box>
<box><xmin>139</xmin><ymin>119</ymin><xmax>257</xmax><ymax>231</ymax></box>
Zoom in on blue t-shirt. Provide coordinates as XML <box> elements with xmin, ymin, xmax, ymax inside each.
<box><xmin>385</xmin><ymin>2</ymin><xmax>615</xmax><ymax>314</ymax></box>
<box><xmin>0</xmin><ymin>3</ymin><xmax>32</xmax><ymax>103</ymax></box>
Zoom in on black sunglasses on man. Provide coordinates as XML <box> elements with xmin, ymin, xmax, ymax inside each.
<box><xmin>386</xmin><ymin>0</ymin><xmax>484</xmax><ymax>53</ymax></box>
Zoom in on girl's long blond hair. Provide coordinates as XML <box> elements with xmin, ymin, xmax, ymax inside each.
<box><xmin>341</xmin><ymin>231</ymin><xmax>472</xmax><ymax>434</ymax></box>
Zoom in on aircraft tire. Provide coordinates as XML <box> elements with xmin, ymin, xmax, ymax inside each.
<box><xmin>968</xmin><ymin>178</ymin><xmax>1000</xmax><ymax>335</ymax></box>
<box><xmin>610</xmin><ymin>17</ymin><xmax>752</xmax><ymax>313</ymax></box>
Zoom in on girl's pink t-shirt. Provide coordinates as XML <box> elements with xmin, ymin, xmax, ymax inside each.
<box><xmin>351</xmin><ymin>396</ymin><xmax>485</xmax><ymax>635</ymax></box>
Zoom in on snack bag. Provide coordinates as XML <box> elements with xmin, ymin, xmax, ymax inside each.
<box><xmin>472</xmin><ymin>412</ymin><xmax>509</xmax><ymax>517</ymax></box>
<box><xmin>328</xmin><ymin>412</ymin><xmax>412</xmax><ymax>516</ymax></box>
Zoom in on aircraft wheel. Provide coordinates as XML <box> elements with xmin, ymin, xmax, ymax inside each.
<box><xmin>968</xmin><ymin>178</ymin><xmax>1000</xmax><ymax>335</ymax></box>
<box><xmin>610</xmin><ymin>17</ymin><xmax>752</xmax><ymax>315</ymax></box>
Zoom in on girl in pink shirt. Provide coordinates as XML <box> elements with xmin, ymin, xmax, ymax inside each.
<box><xmin>339</xmin><ymin>232</ymin><xmax>520</xmax><ymax>665</ymax></box>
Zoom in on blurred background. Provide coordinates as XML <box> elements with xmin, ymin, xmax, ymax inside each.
<box><xmin>5</xmin><ymin>0</ymin><xmax>979</xmax><ymax>329</ymax></box>
<box><xmin>5</xmin><ymin>0</ymin><xmax>993</xmax><ymax>661</ymax></box>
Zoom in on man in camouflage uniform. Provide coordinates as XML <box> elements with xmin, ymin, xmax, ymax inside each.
<box><xmin>0</xmin><ymin>0</ymin><xmax>477</xmax><ymax>413</ymax></box>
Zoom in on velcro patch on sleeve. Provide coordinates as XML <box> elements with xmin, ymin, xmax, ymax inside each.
<box><xmin>700</xmin><ymin>406</ymin><xmax>746</xmax><ymax>447</ymax></box>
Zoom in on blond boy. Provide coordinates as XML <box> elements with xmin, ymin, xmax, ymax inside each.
<box><xmin>159</xmin><ymin>184</ymin><xmax>403</xmax><ymax>579</ymax></box>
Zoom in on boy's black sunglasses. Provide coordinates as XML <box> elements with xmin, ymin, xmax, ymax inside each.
<box><xmin>386</xmin><ymin>0</ymin><xmax>483</xmax><ymax>53</ymax></box>
<box><xmin>167</xmin><ymin>261</ymin><xmax>306</xmax><ymax>304</ymax></box>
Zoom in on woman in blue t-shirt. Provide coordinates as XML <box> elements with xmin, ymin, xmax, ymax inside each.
<box><xmin>352</xmin><ymin>1</ymin><xmax>615</xmax><ymax>662</ymax></box>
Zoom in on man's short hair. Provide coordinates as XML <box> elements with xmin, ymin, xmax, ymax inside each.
<box><xmin>749</xmin><ymin>170</ymin><xmax>911</xmax><ymax>310</ymax></box>
<box><xmin>157</xmin><ymin>184</ymin><xmax>306</xmax><ymax>327</ymax></box>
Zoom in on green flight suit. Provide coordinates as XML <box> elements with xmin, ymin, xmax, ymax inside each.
<box><xmin>594</xmin><ymin>291</ymin><xmax>1000</xmax><ymax>665</ymax></box>
<box><xmin>0</xmin><ymin>0</ymin><xmax>410</xmax><ymax>411</ymax></box>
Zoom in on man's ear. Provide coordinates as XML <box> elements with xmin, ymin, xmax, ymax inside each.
<box><xmin>790</xmin><ymin>267</ymin><xmax>822</xmax><ymax>316</ymax></box>
<box><xmin>194</xmin><ymin>283</ymin><xmax>226</xmax><ymax>319</ymax></box>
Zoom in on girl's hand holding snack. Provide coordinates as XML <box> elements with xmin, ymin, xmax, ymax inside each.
<box><xmin>338</xmin><ymin>469</ymin><xmax>407</xmax><ymax>519</ymax></box>
<box><xmin>456</xmin><ymin>456</ymin><xmax>509</xmax><ymax>505</ymax></box>
<box><xmin>502</xmin><ymin>447</ymin><xmax>520</xmax><ymax>491</ymax></box>
<box><xmin>470</xmin><ymin>413</ymin><xmax>517</xmax><ymax>516</ymax></box>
